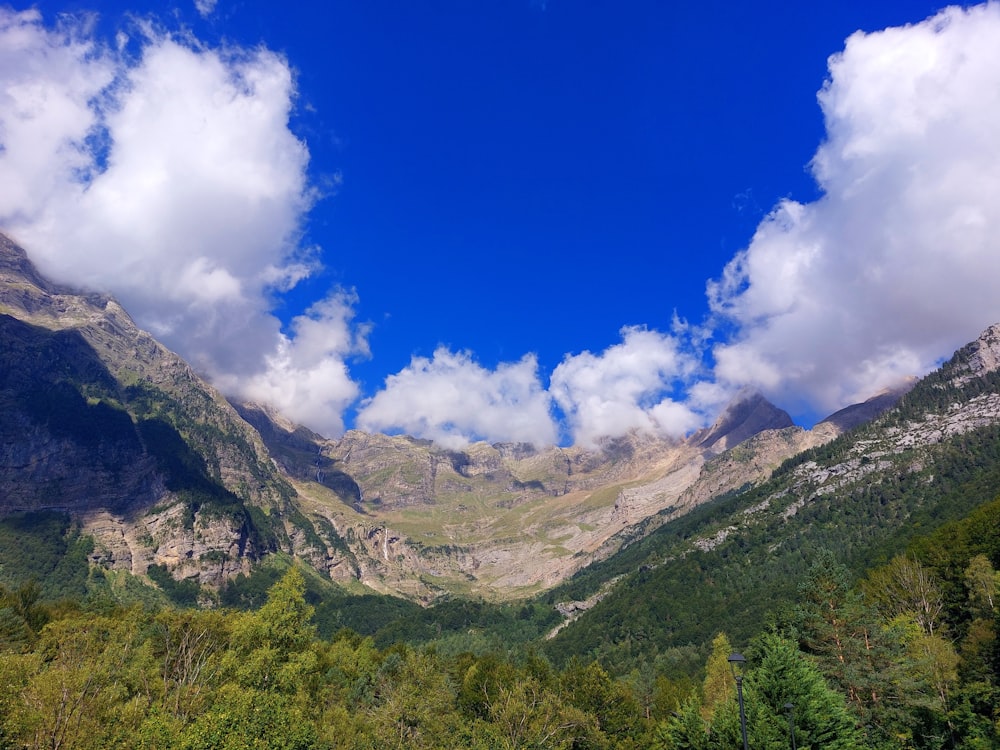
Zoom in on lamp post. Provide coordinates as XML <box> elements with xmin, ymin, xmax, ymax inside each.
<box><xmin>728</xmin><ymin>653</ymin><xmax>749</xmax><ymax>750</ymax></box>
<box><xmin>784</xmin><ymin>703</ymin><xmax>797</xmax><ymax>750</ymax></box>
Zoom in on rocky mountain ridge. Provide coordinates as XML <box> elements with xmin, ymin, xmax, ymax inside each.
<box><xmin>0</xmin><ymin>234</ymin><xmax>332</xmax><ymax>590</ymax></box>
<box><xmin>0</xmin><ymin>232</ymin><xmax>954</xmax><ymax>603</ymax></box>
<box><xmin>541</xmin><ymin>323</ymin><xmax>1000</xmax><ymax>662</ymax></box>
<box><xmin>247</xmin><ymin>388</ymin><xmax>849</xmax><ymax>598</ymax></box>
<box><xmin>779</xmin><ymin>325</ymin><xmax>1000</xmax><ymax>516</ymax></box>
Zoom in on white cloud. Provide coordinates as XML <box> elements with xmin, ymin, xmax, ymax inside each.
<box><xmin>708</xmin><ymin>2</ymin><xmax>1000</xmax><ymax>415</ymax></box>
<box><xmin>0</xmin><ymin>8</ymin><xmax>365</xmax><ymax>437</ymax></box>
<box><xmin>356</xmin><ymin>349</ymin><xmax>558</xmax><ymax>449</ymax></box>
<box><xmin>0</xmin><ymin>9</ymin><xmax>114</xmax><ymax>222</ymax></box>
<box><xmin>550</xmin><ymin>326</ymin><xmax>704</xmax><ymax>448</ymax></box>
<box><xmin>361</xmin><ymin>3</ymin><xmax>1000</xmax><ymax>448</ymax></box>
<box><xmin>216</xmin><ymin>292</ymin><xmax>368</xmax><ymax>436</ymax></box>
<box><xmin>194</xmin><ymin>0</ymin><xmax>218</xmax><ymax>18</ymax></box>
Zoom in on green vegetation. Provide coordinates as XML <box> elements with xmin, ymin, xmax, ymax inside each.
<box><xmin>4</xmin><ymin>381</ymin><xmax>1000</xmax><ymax>747</ymax></box>
<box><xmin>2</xmin><ymin>522</ymin><xmax>998</xmax><ymax>749</ymax></box>
<box><xmin>536</xmin><ymin>369</ymin><xmax>1000</xmax><ymax>673</ymax></box>
<box><xmin>147</xmin><ymin>564</ymin><xmax>202</xmax><ymax>607</ymax></box>
<box><xmin>0</xmin><ymin>513</ymin><xmax>93</xmax><ymax>602</ymax></box>
<box><xmin>5</xmin><ymin>302</ymin><xmax>1000</xmax><ymax>745</ymax></box>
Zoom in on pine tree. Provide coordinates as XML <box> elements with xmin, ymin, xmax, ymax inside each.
<box><xmin>793</xmin><ymin>550</ymin><xmax>903</xmax><ymax>744</ymax></box>
<box><xmin>748</xmin><ymin>632</ymin><xmax>863</xmax><ymax>749</ymax></box>
<box><xmin>651</xmin><ymin>694</ymin><xmax>708</xmax><ymax>750</ymax></box>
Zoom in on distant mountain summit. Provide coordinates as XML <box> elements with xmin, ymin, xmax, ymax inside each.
<box><xmin>817</xmin><ymin>378</ymin><xmax>918</xmax><ymax>434</ymax></box>
<box><xmin>0</xmin><ymin>233</ymin><xmax>53</xmax><ymax>291</ymax></box>
<box><xmin>693</xmin><ymin>391</ymin><xmax>795</xmax><ymax>452</ymax></box>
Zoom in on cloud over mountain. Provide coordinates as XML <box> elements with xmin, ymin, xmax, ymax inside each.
<box><xmin>3</xmin><ymin>4</ymin><xmax>1000</xmax><ymax>446</ymax></box>
<box><xmin>708</xmin><ymin>2</ymin><xmax>1000</xmax><ymax>415</ymax></box>
<box><xmin>549</xmin><ymin>326</ymin><xmax>703</xmax><ymax>448</ymax></box>
<box><xmin>356</xmin><ymin>349</ymin><xmax>557</xmax><ymax>449</ymax></box>
<box><xmin>0</xmin><ymin>8</ymin><xmax>367</xmax><ymax>436</ymax></box>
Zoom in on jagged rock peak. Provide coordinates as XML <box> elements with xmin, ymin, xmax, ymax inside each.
<box><xmin>963</xmin><ymin>323</ymin><xmax>1000</xmax><ymax>377</ymax></box>
<box><xmin>0</xmin><ymin>232</ymin><xmax>54</xmax><ymax>292</ymax></box>
<box><xmin>691</xmin><ymin>390</ymin><xmax>793</xmax><ymax>452</ymax></box>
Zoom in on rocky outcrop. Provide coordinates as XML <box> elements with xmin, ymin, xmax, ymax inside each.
<box><xmin>0</xmin><ymin>316</ymin><xmax>162</xmax><ymax>513</ymax></box>
<box><xmin>709</xmin><ymin>323</ymin><xmax>1000</xmax><ymax>540</ymax></box>
<box><xmin>280</xmin><ymin>405</ymin><xmax>844</xmax><ymax>597</ymax></box>
<box><xmin>0</xmin><ymin>234</ymin><xmax>306</xmax><ymax>590</ymax></box>
<box><xmin>953</xmin><ymin>323</ymin><xmax>1000</xmax><ymax>382</ymax></box>
<box><xmin>219</xmin><ymin>374</ymin><xmax>895</xmax><ymax>598</ymax></box>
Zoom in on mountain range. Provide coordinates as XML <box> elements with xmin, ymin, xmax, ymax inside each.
<box><xmin>2</xmin><ymin>230</ymin><xmax>999</xmax><ymax>632</ymax></box>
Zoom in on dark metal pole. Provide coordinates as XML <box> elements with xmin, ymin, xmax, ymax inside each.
<box><xmin>736</xmin><ymin>674</ymin><xmax>749</xmax><ymax>750</ymax></box>
<box><xmin>785</xmin><ymin>702</ymin><xmax>797</xmax><ymax>750</ymax></box>
<box><xmin>728</xmin><ymin>653</ymin><xmax>750</xmax><ymax>750</ymax></box>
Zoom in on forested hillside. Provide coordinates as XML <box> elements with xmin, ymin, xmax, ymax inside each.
<box><xmin>4</xmin><ymin>225</ymin><xmax>1000</xmax><ymax>747</ymax></box>
<box><xmin>2</xmin><ymin>496</ymin><xmax>998</xmax><ymax>748</ymax></box>
<box><xmin>539</xmin><ymin>343</ymin><xmax>1000</xmax><ymax>670</ymax></box>
<box><xmin>9</xmin><ymin>228</ymin><xmax>877</xmax><ymax>604</ymax></box>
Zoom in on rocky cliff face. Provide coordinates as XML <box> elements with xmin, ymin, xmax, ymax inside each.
<box><xmin>0</xmin><ymin>234</ymin><xmax>358</xmax><ymax>589</ymax></box>
<box><xmin>681</xmin><ymin>324</ymin><xmax>1000</xmax><ymax>563</ymax></box>
<box><xmin>266</xmin><ymin>396</ymin><xmax>863</xmax><ymax>598</ymax></box>
<box><xmin>955</xmin><ymin>323</ymin><xmax>1000</xmax><ymax>382</ymax></box>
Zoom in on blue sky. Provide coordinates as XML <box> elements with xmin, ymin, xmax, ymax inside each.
<box><xmin>3</xmin><ymin>1</ymin><xmax>1000</xmax><ymax>447</ymax></box>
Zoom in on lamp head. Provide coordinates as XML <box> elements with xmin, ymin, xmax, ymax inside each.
<box><xmin>727</xmin><ymin>652</ymin><xmax>746</xmax><ymax>678</ymax></box>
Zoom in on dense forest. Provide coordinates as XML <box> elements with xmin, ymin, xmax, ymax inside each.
<box><xmin>2</xmin><ymin>494</ymin><xmax>999</xmax><ymax>749</ymax></box>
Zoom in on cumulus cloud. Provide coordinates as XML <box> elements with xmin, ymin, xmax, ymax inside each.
<box><xmin>0</xmin><ymin>9</ymin><xmax>114</xmax><ymax>223</ymax></box>
<box><xmin>358</xmin><ymin>3</ymin><xmax>1000</xmax><ymax>447</ymax></box>
<box><xmin>0</xmin><ymin>8</ymin><xmax>366</xmax><ymax>436</ymax></box>
<box><xmin>215</xmin><ymin>292</ymin><xmax>368</xmax><ymax>436</ymax></box>
<box><xmin>708</xmin><ymin>3</ymin><xmax>1000</xmax><ymax>415</ymax></box>
<box><xmin>550</xmin><ymin>326</ymin><xmax>704</xmax><ymax>448</ymax></box>
<box><xmin>356</xmin><ymin>349</ymin><xmax>558</xmax><ymax>449</ymax></box>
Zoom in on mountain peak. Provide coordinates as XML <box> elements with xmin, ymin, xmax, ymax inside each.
<box><xmin>816</xmin><ymin>377</ymin><xmax>917</xmax><ymax>434</ymax></box>
<box><xmin>963</xmin><ymin>323</ymin><xmax>1000</xmax><ymax>378</ymax></box>
<box><xmin>691</xmin><ymin>390</ymin><xmax>794</xmax><ymax>452</ymax></box>
<box><xmin>0</xmin><ymin>232</ymin><xmax>55</xmax><ymax>293</ymax></box>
